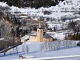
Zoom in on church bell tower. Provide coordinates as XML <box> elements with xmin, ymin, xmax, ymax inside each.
<box><xmin>37</xmin><ymin>20</ymin><xmax>43</xmax><ymax>42</ymax></box>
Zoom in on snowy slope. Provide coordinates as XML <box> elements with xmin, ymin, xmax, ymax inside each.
<box><xmin>0</xmin><ymin>0</ymin><xmax>80</xmax><ymax>60</ymax></box>
<box><xmin>0</xmin><ymin>0</ymin><xmax>80</xmax><ymax>20</ymax></box>
<box><xmin>0</xmin><ymin>41</ymin><xmax>79</xmax><ymax>60</ymax></box>
<box><xmin>7</xmin><ymin>0</ymin><xmax>80</xmax><ymax>20</ymax></box>
<box><xmin>0</xmin><ymin>2</ymin><xmax>8</xmax><ymax>7</ymax></box>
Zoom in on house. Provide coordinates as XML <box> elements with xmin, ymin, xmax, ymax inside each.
<box><xmin>21</xmin><ymin>35</ymin><xmax>29</xmax><ymax>43</ymax></box>
<box><xmin>29</xmin><ymin>20</ymin><xmax>53</xmax><ymax>42</ymax></box>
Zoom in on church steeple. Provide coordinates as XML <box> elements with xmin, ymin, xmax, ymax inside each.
<box><xmin>38</xmin><ymin>20</ymin><xmax>41</xmax><ymax>28</ymax></box>
<box><xmin>37</xmin><ymin>20</ymin><xmax>43</xmax><ymax>42</ymax></box>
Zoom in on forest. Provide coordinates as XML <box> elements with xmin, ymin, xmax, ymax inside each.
<box><xmin>0</xmin><ymin>0</ymin><xmax>64</xmax><ymax>8</ymax></box>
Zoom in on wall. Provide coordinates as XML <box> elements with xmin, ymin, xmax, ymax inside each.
<box><xmin>43</xmin><ymin>38</ymin><xmax>52</xmax><ymax>42</ymax></box>
<box><xmin>29</xmin><ymin>36</ymin><xmax>52</xmax><ymax>42</ymax></box>
<box><xmin>29</xmin><ymin>36</ymin><xmax>37</xmax><ymax>42</ymax></box>
<box><xmin>21</xmin><ymin>39</ymin><xmax>25</xmax><ymax>43</ymax></box>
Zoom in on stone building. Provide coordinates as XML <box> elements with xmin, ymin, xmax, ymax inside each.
<box><xmin>29</xmin><ymin>20</ymin><xmax>53</xmax><ymax>42</ymax></box>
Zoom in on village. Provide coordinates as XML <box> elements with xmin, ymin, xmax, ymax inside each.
<box><xmin>0</xmin><ymin>0</ymin><xmax>80</xmax><ymax>60</ymax></box>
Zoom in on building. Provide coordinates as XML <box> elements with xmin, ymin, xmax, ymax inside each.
<box><xmin>21</xmin><ymin>35</ymin><xmax>29</xmax><ymax>43</ymax></box>
<box><xmin>29</xmin><ymin>20</ymin><xmax>53</xmax><ymax>42</ymax></box>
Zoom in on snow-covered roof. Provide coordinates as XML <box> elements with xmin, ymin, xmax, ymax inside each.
<box><xmin>30</xmin><ymin>31</ymin><xmax>37</xmax><ymax>36</ymax></box>
<box><xmin>0</xmin><ymin>2</ymin><xmax>8</xmax><ymax>7</ymax></box>
<box><xmin>47</xmin><ymin>32</ymin><xmax>65</xmax><ymax>40</ymax></box>
<box><xmin>0</xmin><ymin>38</ymin><xmax>4</xmax><ymax>40</ymax></box>
<box><xmin>53</xmin><ymin>33</ymin><xmax>65</xmax><ymax>40</ymax></box>
<box><xmin>73</xmin><ymin>18</ymin><xmax>80</xmax><ymax>22</ymax></box>
<box><xmin>21</xmin><ymin>35</ymin><xmax>29</xmax><ymax>40</ymax></box>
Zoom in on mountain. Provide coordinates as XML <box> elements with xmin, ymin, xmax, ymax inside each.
<box><xmin>0</xmin><ymin>0</ymin><xmax>64</xmax><ymax>8</ymax></box>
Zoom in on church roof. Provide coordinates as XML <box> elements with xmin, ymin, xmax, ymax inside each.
<box><xmin>21</xmin><ymin>35</ymin><xmax>29</xmax><ymax>40</ymax></box>
<box><xmin>30</xmin><ymin>31</ymin><xmax>37</xmax><ymax>36</ymax></box>
<box><xmin>43</xmin><ymin>32</ymin><xmax>52</xmax><ymax>38</ymax></box>
<box><xmin>30</xmin><ymin>31</ymin><xmax>53</xmax><ymax>38</ymax></box>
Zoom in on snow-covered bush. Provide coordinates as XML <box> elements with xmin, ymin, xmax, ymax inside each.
<box><xmin>77</xmin><ymin>42</ymin><xmax>80</xmax><ymax>46</ymax></box>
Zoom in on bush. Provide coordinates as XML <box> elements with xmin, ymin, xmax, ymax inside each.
<box><xmin>43</xmin><ymin>11</ymin><xmax>51</xmax><ymax>15</ymax></box>
<box><xmin>77</xmin><ymin>42</ymin><xmax>80</xmax><ymax>46</ymax></box>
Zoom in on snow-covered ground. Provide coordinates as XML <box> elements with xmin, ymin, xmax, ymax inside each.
<box><xmin>0</xmin><ymin>40</ymin><xmax>80</xmax><ymax>60</ymax></box>
<box><xmin>1</xmin><ymin>0</ymin><xmax>80</xmax><ymax>31</ymax></box>
<box><xmin>0</xmin><ymin>0</ymin><xmax>80</xmax><ymax>60</ymax></box>
<box><xmin>0</xmin><ymin>0</ymin><xmax>79</xmax><ymax>20</ymax></box>
<box><xmin>7</xmin><ymin>0</ymin><xmax>80</xmax><ymax>31</ymax></box>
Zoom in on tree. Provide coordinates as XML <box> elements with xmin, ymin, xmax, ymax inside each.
<box><xmin>68</xmin><ymin>32</ymin><xmax>80</xmax><ymax>40</ymax></box>
<box><xmin>0</xmin><ymin>0</ymin><xmax>64</xmax><ymax>8</ymax></box>
<box><xmin>9</xmin><ymin>50</ymin><xmax>12</xmax><ymax>56</ymax></box>
<box><xmin>77</xmin><ymin>42</ymin><xmax>80</xmax><ymax>46</ymax></box>
<box><xmin>54</xmin><ymin>27</ymin><xmax>57</xmax><ymax>31</ymax></box>
<box><xmin>40</xmin><ymin>43</ymin><xmax>44</xmax><ymax>52</ymax></box>
<box><xmin>68</xmin><ymin>21</ymin><xmax>77</xmax><ymax>30</ymax></box>
<box><xmin>26</xmin><ymin>45</ymin><xmax>29</xmax><ymax>54</ymax></box>
<box><xmin>33</xmin><ymin>27</ymin><xmax>37</xmax><ymax>31</ymax></box>
<box><xmin>16</xmin><ymin>46</ymin><xmax>18</xmax><ymax>55</ymax></box>
<box><xmin>22</xmin><ymin>45</ymin><xmax>25</xmax><ymax>53</ymax></box>
<box><xmin>10</xmin><ymin>28</ymin><xmax>15</xmax><ymax>36</ymax></box>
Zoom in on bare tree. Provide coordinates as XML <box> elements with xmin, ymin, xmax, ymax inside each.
<box><xmin>16</xmin><ymin>46</ymin><xmax>18</xmax><ymax>55</ymax></box>
<box><xmin>22</xmin><ymin>45</ymin><xmax>25</xmax><ymax>53</ymax></box>
<box><xmin>69</xmin><ymin>40</ymin><xmax>72</xmax><ymax>47</ymax></box>
<box><xmin>40</xmin><ymin>43</ymin><xmax>44</xmax><ymax>52</ymax></box>
<box><xmin>40</xmin><ymin>42</ymin><xmax>49</xmax><ymax>52</ymax></box>
<box><xmin>57</xmin><ymin>40</ymin><xmax>61</xmax><ymax>50</ymax></box>
<box><xmin>3</xmin><ymin>52</ymin><xmax>6</xmax><ymax>56</ymax></box>
<box><xmin>40</xmin><ymin>40</ymin><xmax>77</xmax><ymax>53</ymax></box>
<box><xmin>48</xmin><ymin>42</ymin><xmax>53</xmax><ymax>51</ymax></box>
<box><xmin>9</xmin><ymin>50</ymin><xmax>12</xmax><ymax>56</ymax></box>
<box><xmin>26</xmin><ymin>45</ymin><xmax>29</xmax><ymax>54</ymax></box>
<box><xmin>43</xmin><ymin>42</ymin><xmax>47</xmax><ymax>52</ymax></box>
<box><xmin>63</xmin><ymin>40</ymin><xmax>67</xmax><ymax>48</ymax></box>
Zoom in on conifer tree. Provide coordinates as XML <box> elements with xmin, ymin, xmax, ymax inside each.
<box><xmin>0</xmin><ymin>0</ymin><xmax>64</xmax><ymax>8</ymax></box>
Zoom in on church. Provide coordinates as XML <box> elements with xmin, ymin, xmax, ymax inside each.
<box><xmin>29</xmin><ymin>20</ymin><xmax>53</xmax><ymax>42</ymax></box>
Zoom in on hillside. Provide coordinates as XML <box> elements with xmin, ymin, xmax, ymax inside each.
<box><xmin>0</xmin><ymin>0</ymin><xmax>80</xmax><ymax>60</ymax></box>
<box><xmin>0</xmin><ymin>40</ymin><xmax>80</xmax><ymax>60</ymax></box>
